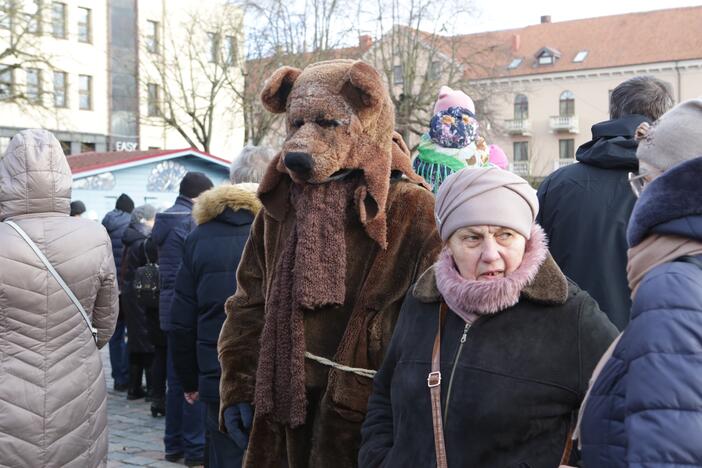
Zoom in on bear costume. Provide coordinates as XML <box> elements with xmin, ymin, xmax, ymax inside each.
<box><xmin>217</xmin><ymin>59</ymin><xmax>441</xmax><ymax>467</ymax></box>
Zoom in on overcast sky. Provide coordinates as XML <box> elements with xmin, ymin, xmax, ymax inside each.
<box><xmin>467</xmin><ymin>0</ymin><xmax>701</xmax><ymax>33</ymax></box>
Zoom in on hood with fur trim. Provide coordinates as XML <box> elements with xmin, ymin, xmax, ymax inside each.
<box><xmin>193</xmin><ymin>184</ymin><xmax>262</xmax><ymax>225</ymax></box>
<box><xmin>627</xmin><ymin>156</ymin><xmax>702</xmax><ymax>247</ymax></box>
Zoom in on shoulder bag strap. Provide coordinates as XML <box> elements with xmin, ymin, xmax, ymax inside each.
<box><xmin>429</xmin><ymin>303</ymin><xmax>448</xmax><ymax>468</ymax></box>
<box><xmin>5</xmin><ymin>220</ymin><xmax>98</xmax><ymax>345</ymax></box>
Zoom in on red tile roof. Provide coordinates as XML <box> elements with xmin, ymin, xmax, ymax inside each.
<box><xmin>440</xmin><ymin>6</ymin><xmax>702</xmax><ymax>79</ymax></box>
<box><xmin>68</xmin><ymin>148</ymin><xmax>229</xmax><ymax>175</ymax></box>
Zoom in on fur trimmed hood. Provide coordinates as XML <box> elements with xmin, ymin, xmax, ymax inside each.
<box><xmin>193</xmin><ymin>184</ymin><xmax>262</xmax><ymax>225</ymax></box>
<box><xmin>627</xmin><ymin>156</ymin><xmax>702</xmax><ymax>247</ymax></box>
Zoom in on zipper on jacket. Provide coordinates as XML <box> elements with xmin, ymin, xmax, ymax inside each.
<box><xmin>443</xmin><ymin>321</ymin><xmax>472</xmax><ymax>426</ymax></box>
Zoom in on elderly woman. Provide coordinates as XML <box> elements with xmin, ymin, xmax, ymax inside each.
<box><xmin>0</xmin><ymin>129</ymin><xmax>118</xmax><ymax>467</ymax></box>
<box><xmin>581</xmin><ymin>99</ymin><xmax>702</xmax><ymax>466</ymax></box>
<box><xmin>359</xmin><ymin>167</ymin><xmax>617</xmax><ymax>468</ymax></box>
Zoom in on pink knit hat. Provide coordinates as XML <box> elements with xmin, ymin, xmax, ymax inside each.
<box><xmin>488</xmin><ymin>145</ymin><xmax>509</xmax><ymax>170</ymax></box>
<box><xmin>433</xmin><ymin>86</ymin><xmax>476</xmax><ymax>115</ymax></box>
<box><xmin>434</xmin><ymin>167</ymin><xmax>538</xmax><ymax>241</ymax></box>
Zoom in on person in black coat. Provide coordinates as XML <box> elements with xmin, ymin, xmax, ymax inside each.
<box><xmin>121</xmin><ymin>204</ymin><xmax>158</xmax><ymax>400</ymax></box>
<box><xmin>536</xmin><ymin>76</ymin><xmax>673</xmax><ymax>330</ymax></box>
<box><xmin>359</xmin><ymin>168</ymin><xmax>617</xmax><ymax>468</ymax></box>
<box><xmin>170</xmin><ymin>145</ymin><xmax>273</xmax><ymax>468</ymax></box>
<box><xmin>102</xmin><ymin>193</ymin><xmax>134</xmax><ymax>391</ymax></box>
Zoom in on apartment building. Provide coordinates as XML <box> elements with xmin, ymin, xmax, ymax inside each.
<box><xmin>362</xmin><ymin>6</ymin><xmax>702</xmax><ymax>179</ymax></box>
<box><xmin>0</xmin><ymin>0</ymin><xmax>244</xmax><ymax>159</ymax></box>
<box><xmin>454</xmin><ymin>7</ymin><xmax>702</xmax><ymax>178</ymax></box>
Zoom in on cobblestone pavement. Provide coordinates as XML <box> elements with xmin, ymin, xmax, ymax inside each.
<box><xmin>101</xmin><ymin>348</ymin><xmax>196</xmax><ymax>468</ymax></box>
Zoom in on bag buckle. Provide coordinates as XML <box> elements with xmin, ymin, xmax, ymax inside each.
<box><xmin>427</xmin><ymin>371</ymin><xmax>441</xmax><ymax>388</ymax></box>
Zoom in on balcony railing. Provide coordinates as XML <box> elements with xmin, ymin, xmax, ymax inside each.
<box><xmin>549</xmin><ymin>115</ymin><xmax>579</xmax><ymax>133</ymax></box>
<box><xmin>555</xmin><ymin>158</ymin><xmax>576</xmax><ymax>170</ymax></box>
<box><xmin>504</xmin><ymin>119</ymin><xmax>531</xmax><ymax>136</ymax></box>
<box><xmin>511</xmin><ymin>161</ymin><xmax>529</xmax><ymax>176</ymax></box>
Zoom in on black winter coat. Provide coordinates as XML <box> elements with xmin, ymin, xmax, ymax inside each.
<box><xmin>536</xmin><ymin>115</ymin><xmax>648</xmax><ymax>330</ymax></box>
<box><xmin>170</xmin><ymin>186</ymin><xmax>260</xmax><ymax>402</ymax></box>
<box><xmin>359</xmin><ymin>255</ymin><xmax>617</xmax><ymax>468</ymax></box>
<box><xmin>121</xmin><ymin>222</ymin><xmax>158</xmax><ymax>354</ymax></box>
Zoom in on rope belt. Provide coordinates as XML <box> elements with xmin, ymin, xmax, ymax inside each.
<box><xmin>304</xmin><ymin>351</ymin><xmax>377</xmax><ymax>379</ymax></box>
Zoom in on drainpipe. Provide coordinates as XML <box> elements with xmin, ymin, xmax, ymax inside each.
<box><xmin>675</xmin><ymin>60</ymin><xmax>682</xmax><ymax>104</ymax></box>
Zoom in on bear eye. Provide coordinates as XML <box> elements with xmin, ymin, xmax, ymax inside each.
<box><xmin>315</xmin><ymin>118</ymin><xmax>340</xmax><ymax>128</ymax></box>
<box><xmin>292</xmin><ymin>118</ymin><xmax>304</xmax><ymax>129</ymax></box>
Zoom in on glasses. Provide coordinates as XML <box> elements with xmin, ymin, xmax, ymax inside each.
<box><xmin>627</xmin><ymin>170</ymin><xmax>648</xmax><ymax>198</ymax></box>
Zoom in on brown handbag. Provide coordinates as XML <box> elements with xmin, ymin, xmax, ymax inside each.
<box><xmin>428</xmin><ymin>303</ymin><xmax>575</xmax><ymax>468</ymax></box>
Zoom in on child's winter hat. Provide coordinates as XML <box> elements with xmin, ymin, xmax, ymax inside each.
<box><xmin>488</xmin><ymin>145</ymin><xmax>509</xmax><ymax>170</ymax></box>
<box><xmin>429</xmin><ymin>106</ymin><xmax>480</xmax><ymax>149</ymax></box>
<box><xmin>433</xmin><ymin>86</ymin><xmax>476</xmax><ymax>115</ymax></box>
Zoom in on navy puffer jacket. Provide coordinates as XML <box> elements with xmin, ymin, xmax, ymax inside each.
<box><xmin>170</xmin><ymin>185</ymin><xmax>260</xmax><ymax>402</ymax></box>
<box><xmin>581</xmin><ymin>156</ymin><xmax>702</xmax><ymax>467</ymax></box>
<box><xmin>102</xmin><ymin>209</ymin><xmax>131</xmax><ymax>289</ymax></box>
<box><xmin>151</xmin><ymin>195</ymin><xmax>195</xmax><ymax>331</ymax></box>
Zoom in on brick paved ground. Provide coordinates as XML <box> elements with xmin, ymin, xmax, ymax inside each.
<box><xmin>101</xmin><ymin>348</ymin><xmax>200</xmax><ymax>468</ymax></box>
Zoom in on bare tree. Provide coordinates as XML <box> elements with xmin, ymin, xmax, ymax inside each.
<box><xmin>0</xmin><ymin>0</ymin><xmax>56</xmax><ymax>106</ymax></box>
<box><xmin>361</xmin><ymin>0</ymin><xmax>509</xmax><ymax>149</ymax></box>
<box><xmin>140</xmin><ymin>4</ymin><xmax>244</xmax><ymax>153</ymax></box>
<box><xmin>233</xmin><ymin>0</ymin><xmax>365</xmax><ymax>146</ymax></box>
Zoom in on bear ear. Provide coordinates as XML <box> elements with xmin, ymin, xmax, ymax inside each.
<box><xmin>260</xmin><ymin>66</ymin><xmax>302</xmax><ymax>114</ymax></box>
<box><xmin>341</xmin><ymin>61</ymin><xmax>385</xmax><ymax>114</ymax></box>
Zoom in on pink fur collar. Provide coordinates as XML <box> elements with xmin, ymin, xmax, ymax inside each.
<box><xmin>435</xmin><ymin>225</ymin><xmax>548</xmax><ymax>323</ymax></box>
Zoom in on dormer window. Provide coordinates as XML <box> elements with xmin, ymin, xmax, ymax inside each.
<box><xmin>535</xmin><ymin>47</ymin><xmax>560</xmax><ymax>66</ymax></box>
<box><xmin>573</xmin><ymin>50</ymin><xmax>588</xmax><ymax>63</ymax></box>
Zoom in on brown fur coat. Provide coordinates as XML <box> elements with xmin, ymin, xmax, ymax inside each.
<box><xmin>217</xmin><ymin>60</ymin><xmax>440</xmax><ymax>467</ymax></box>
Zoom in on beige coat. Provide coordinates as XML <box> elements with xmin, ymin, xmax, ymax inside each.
<box><xmin>0</xmin><ymin>129</ymin><xmax>119</xmax><ymax>468</ymax></box>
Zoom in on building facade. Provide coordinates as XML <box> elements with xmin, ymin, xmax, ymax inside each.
<box><xmin>68</xmin><ymin>148</ymin><xmax>231</xmax><ymax>220</ymax></box>
<box><xmin>0</xmin><ymin>0</ymin><xmax>244</xmax><ymax>159</ymax></box>
<box><xmin>363</xmin><ymin>6</ymin><xmax>702</xmax><ymax>179</ymax></box>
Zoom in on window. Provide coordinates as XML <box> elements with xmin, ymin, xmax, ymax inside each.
<box><xmin>0</xmin><ymin>0</ymin><xmax>11</xmax><ymax>29</ymax></box>
<box><xmin>80</xmin><ymin>142</ymin><xmax>95</xmax><ymax>153</ymax></box>
<box><xmin>207</xmin><ymin>32</ymin><xmax>220</xmax><ymax>63</ymax></box>
<box><xmin>51</xmin><ymin>2</ymin><xmax>66</xmax><ymax>38</ymax></box>
<box><xmin>26</xmin><ymin>68</ymin><xmax>40</xmax><ymax>103</ymax></box>
<box><xmin>507</xmin><ymin>58</ymin><xmax>523</xmax><ymax>70</ymax></box>
<box><xmin>0</xmin><ymin>67</ymin><xmax>13</xmax><ymax>99</ymax></box>
<box><xmin>224</xmin><ymin>35</ymin><xmax>237</xmax><ymax>65</ymax></box>
<box><xmin>53</xmin><ymin>71</ymin><xmax>66</xmax><ymax>107</ymax></box>
<box><xmin>147</xmin><ymin>83</ymin><xmax>159</xmax><ymax>116</ymax></box>
<box><xmin>513</xmin><ymin>141</ymin><xmax>529</xmax><ymax>161</ymax></box>
<box><xmin>428</xmin><ymin>60</ymin><xmax>441</xmax><ymax>80</ymax></box>
<box><xmin>514</xmin><ymin>94</ymin><xmax>528</xmax><ymax>120</ymax></box>
<box><xmin>146</xmin><ymin>20</ymin><xmax>159</xmax><ymax>53</ymax></box>
<box><xmin>59</xmin><ymin>140</ymin><xmax>71</xmax><ymax>155</ymax></box>
<box><xmin>78</xmin><ymin>74</ymin><xmax>92</xmax><ymax>110</ymax></box>
<box><xmin>559</xmin><ymin>139</ymin><xmax>575</xmax><ymax>160</ymax></box>
<box><xmin>393</xmin><ymin>65</ymin><xmax>403</xmax><ymax>85</ymax></box>
<box><xmin>573</xmin><ymin>50</ymin><xmax>588</xmax><ymax>63</ymax></box>
<box><xmin>559</xmin><ymin>90</ymin><xmax>575</xmax><ymax>116</ymax></box>
<box><xmin>77</xmin><ymin>7</ymin><xmax>91</xmax><ymax>43</ymax></box>
<box><xmin>538</xmin><ymin>54</ymin><xmax>553</xmax><ymax>65</ymax></box>
<box><xmin>25</xmin><ymin>1</ymin><xmax>41</xmax><ymax>34</ymax></box>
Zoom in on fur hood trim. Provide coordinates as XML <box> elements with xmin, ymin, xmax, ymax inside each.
<box><xmin>193</xmin><ymin>184</ymin><xmax>262</xmax><ymax>225</ymax></box>
<box><xmin>414</xmin><ymin>225</ymin><xmax>568</xmax><ymax>307</ymax></box>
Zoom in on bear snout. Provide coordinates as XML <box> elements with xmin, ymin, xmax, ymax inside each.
<box><xmin>284</xmin><ymin>152</ymin><xmax>315</xmax><ymax>179</ymax></box>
